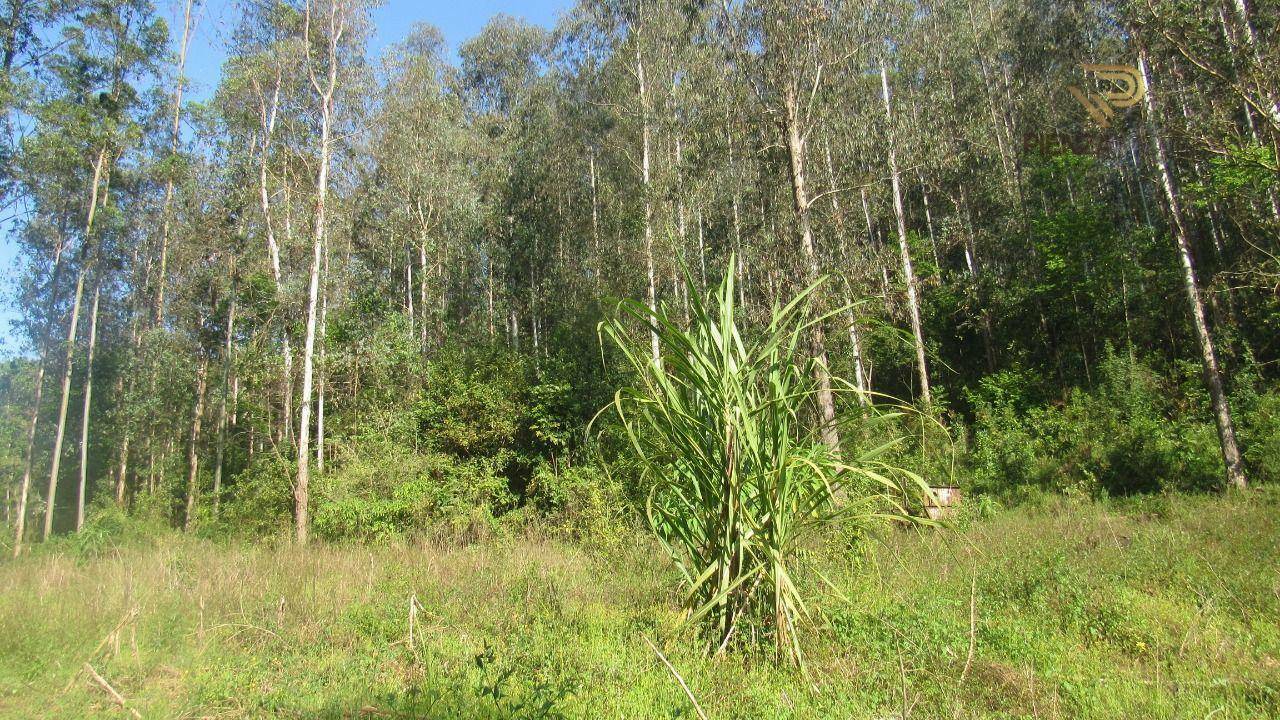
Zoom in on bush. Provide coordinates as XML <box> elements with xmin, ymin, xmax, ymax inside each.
<box><xmin>524</xmin><ymin>463</ymin><xmax>629</xmax><ymax>544</ymax></box>
<box><xmin>969</xmin><ymin>352</ymin><xmax>1222</xmax><ymax>498</ymax></box>
<box><xmin>313</xmin><ymin>446</ymin><xmax>514</xmax><ymax>542</ymax></box>
<box><xmin>217</xmin><ymin>453</ymin><xmax>296</xmax><ymax>536</ymax></box>
<box><xmin>1241</xmin><ymin>389</ymin><xmax>1280</xmax><ymax>485</ymax></box>
<box><xmin>415</xmin><ymin>347</ymin><xmax>529</xmax><ymax>460</ymax></box>
<box><xmin>51</xmin><ymin>503</ymin><xmax>168</xmax><ymax>559</ymax></box>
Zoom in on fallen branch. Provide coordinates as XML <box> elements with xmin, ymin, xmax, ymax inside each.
<box><xmin>644</xmin><ymin>636</ymin><xmax>708</xmax><ymax>720</ymax></box>
<box><xmin>62</xmin><ymin>607</ymin><xmax>140</xmax><ymax>694</ymax></box>
<box><xmin>959</xmin><ymin>569</ymin><xmax>977</xmax><ymax>685</ymax></box>
<box><xmin>84</xmin><ymin>663</ymin><xmax>142</xmax><ymax>719</ymax></box>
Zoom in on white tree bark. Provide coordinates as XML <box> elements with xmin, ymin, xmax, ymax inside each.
<box><xmin>881</xmin><ymin>66</ymin><xmax>933</xmax><ymax>407</ymax></box>
<box><xmin>183</xmin><ymin>356</ymin><xmax>208</xmax><ymax>532</ymax></box>
<box><xmin>296</xmin><ymin>0</ymin><xmax>348</xmax><ymax>544</ymax></box>
<box><xmin>75</xmin><ymin>283</ymin><xmax>100</xmax><ymax>532</ymax></box>
<box><xmin>44</xmin><ymin>266</ymin><xmax>86</xmax><ymax>540</ymax></box>
<box><xmin>317</xmin><ymin>243</ymin><xmax>329</xmax><ymax>475</ymax></box>
<box><xmin>11</xmin><ymin>238</ymin><xmax>65</xmax><ymax>556</ymax></box>
<box><xmin>1139</xmin><ymin>51</ymin><xmax>1247</xmax><ymax>490</ymax></box>
<box><xmin>782</xmin><ymin>81</ymin><xmax>840</xmax><ymax>449</ymax></box>
<box><xmin>43</xmin><ymin>148</ymin><xmax>108</xmax><ymax>541</ymax></box>
<box><xmin>212</xmin><ymin>270</ymin><xmax>236</xmax><ymax>516</ymax></box>
<box><xmin>822</xmin><ymin>140</ymin><xmax>870</xmax><ymax>404</ymax></box>
<box><xmin>636</xmin><ymin>37</ymin><xmax>660</xmax><ymax>368</ymax></box>
<box><xmin>153</xmin><ymin>0</ymin><xmax>196</xmax><ymax>324</ymax></box>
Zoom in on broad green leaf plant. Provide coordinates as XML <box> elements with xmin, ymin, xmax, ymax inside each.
<box><xmin>600</xmin><ymin>258</ymin><xmax>929</xmax><ymax>666</ymax></box>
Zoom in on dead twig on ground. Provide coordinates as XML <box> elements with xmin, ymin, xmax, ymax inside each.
<box><xmin>84</xmin><ymin>663</ymin><xmax>142</xmax><ymax>719</ymax></box>
<box><xmin>644</xmin><ymin>636</ymin><xmax>709</xmax><ymax>720</ymax></box>
<box><xmin>960</xmin><ymin>567</ymin><xmax>977</xmax><ymax>685</ymax></box>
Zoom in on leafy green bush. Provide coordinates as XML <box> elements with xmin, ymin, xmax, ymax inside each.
<box><xmin>1241</xmin><ymin>389</ymin><xmax>1280</xmax><ymax>485</ymax></box>
<box><xmin>415</xmin><ymin>347</ymin><xmax>529</xmax><ymax>460</ymax></box>
<box><xmin>313</xmin><ymin>446</ymin><xmax>513</xmax><ymax>542</ymax></box>
<box><xmin>217</xmin><ymin>454</ymin><xmax>296</xmax><ymax>536</ymax></box>
<box><xmin>969</xmin><ymin>352</ymin><xmax>1222</xmax><ymax>498</ymax></box>
<box><xmin>50</xmin><ymin>502</ymin><xmax>168</xmax><ymax>559</ymax></box>
<box><xmin>524</xmin><ymin>463</ymin><xmax>629</xmax><ymax>544</ymax></box>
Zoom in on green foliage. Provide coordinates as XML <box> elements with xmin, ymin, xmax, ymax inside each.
<box><xmin>601</xmin><ymin>260</ymin><xmax>924</xmax><ymax>664</ymax></box>
<box><xmin>1188</xmin><ymin>141</ymin><xmax>1278</xmax><ymax>205</ymax></box>
<box><xmin>1240</xmin><ymin>389</ymin><xmax>1280</xmax><ymax>485</ymax></box>
<box><xmin>313</xmin><ymin>447</ymin><xmax>513</xmax><ymax>542</ymax></box>
<box><xmin>415</xmin><ymin>347</ymin><xmax>528</xmax><ymax>460</ymax></box>
<box><xmin>969</xmin><ymin>352</ymin><xmax>1223</xmax><ymax>498</ymax></box>
<box><xmin>43</xmin><ymin>503</ymin><xmax>167</xmax><ymax>560</ymax></box>
<box><xmin>524</xmin><ymin>463</ymin><xmax>628</xmax><ymax>545</ymax></box>
<box><xmin>217</xmin><ymin>454</ymin><xmax>297</xmax><ymax>537</ymax></box>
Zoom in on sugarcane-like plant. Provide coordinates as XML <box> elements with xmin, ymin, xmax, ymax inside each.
<box><xmin>600</xmin><ymin>259</ymin><xmax>926</xmax><ymax>666</ymax></box>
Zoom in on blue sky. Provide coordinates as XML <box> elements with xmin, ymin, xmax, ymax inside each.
<box><xmin>0</xmin><ymin>0</ymin><xmax>571</xmax><ymax>357</ymax></box>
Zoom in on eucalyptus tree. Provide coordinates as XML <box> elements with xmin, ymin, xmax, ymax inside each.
<box><xmin>1136</xmin><ymin>47</ymin><xmax>1248</xmax><ymax>490</ymax></box>
<box><xmin>458</xmin><ymin>14</ymin><xmax>549</xmax><ymax>350</ymax></box>
<box><xmin>10</xmin><ymin>0</ymin><xmax>163</xmax><ymax>549</ymax></box>
<box><xmin>877</xmin><ymin>63</ymin><xmax>932</xmax><ymax>408</ymax></box>
<box><xmin>151</xmin><ymin>0</ymin><xmax>197</xmax><ymax>325</ymax></box>
<box><xmin>294</xmin><ymin>0</ymin><xmax>373</xmax><ymax>545</ymax></box>
<box><xmin>218</xmin><ymin>1</ymin><xmax>308</xmax><ymax>450</ymax></box>
<box><xmin>369</xmin><ymin>23</ymin><xmax>477</xmax><ymax>348</ymax></box>
<box><xmin>715</xmin><ymin>0</ymin><xmax>888</xmax><ymax>448</ymax></box>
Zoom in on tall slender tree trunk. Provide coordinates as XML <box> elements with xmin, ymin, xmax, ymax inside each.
<box><xmin>918</xmin><ymin>171</ymin><xmax>940</xmax><ymax>268</ymax></box>
<box><xmin>418</xmin><ymin>241</ymin><xmax>427</xmax><ymax>345</ymax></box>
<box><xmin>75</xmin><ymin>283</ymin><xmax>100</xmax><ymax>532</ymax></box>
<box><xmin>405</xmin><ymin>245</ymin><xmax>414</xmax><ymax>338</ymax></box>
<box><xmin>153</xmin><ymin>0</ymin><xmax>196</xmax><ymax>325</ymax></box>
<box><xmin>43</xmin><ymin>148</ymin><xmax>108</xmax><ymax>541</ymax></box>
<box><xmin>486</xmin><ymin>241</ymin><xmax>495</xmax><ymax>339</ymax></box>
<box><xmin>11</xmin><ymin>237</ymin><xmax>66</xmax><ymax>556</ymax></box>
<box><xmin>781</xmin><ymin>82</ymin><xmax>840</xmax><ymax>450</ymax></box>
<box><xmin>44</xmin><ymin>266</ymin><xmax>86</xmax><ymax>540</ymax></box>
<box><xmin>297</xmin><ymin>0</ymin><xmax>345</xmax><ymax>545</ymax></box>
<box><xmin>958</xmin><ymin>186</ymin><xmax>997</xmax><ymax>372</ymax></box>
<box><xmin>282</xmin><ymin>186</ymin><xmax>296</xmax><ymax>445</ymax></box>
<box><xmin>316</xmin><ymin>244</ymin><xmax>329</xmax><ymax>476</ymax></box>
<box><xmin>636</xmin><ymin>38</ymin><xmax>660</xmax><ymax>367</ymax></box>
<box><xmin>212</xmin><ymin>270</ymin><xmax>236</xmax><ymax>516</ymax></box>
<box><xmin>727</xmin><ymin>122</ymin><xmax>745</xmax><ymax>308</ymax></box>
<box><xmin>115</xmin><ymin>243</ymin><xmax>147</xmax><ymax>506</ymax></box>
<box><xmin>183</xmin><ymin>356</ymin><xmax>208</xmax><ymax>532</ymax></box>
<box><xmin>881</xmin><ymin>66</ymin><xmax>933</xmax><ymax>407</ymax></box>
<box><xmin>254</xmin><ymin>68</ymin><xmax>294</xmax><ymax>450</ymax></box>
<box><xmin>823</xmin><ymin>140</ymin><xmax>870</xmax><ymax>404</ymax></box>
<box><xmin>589</xmin><ymin>149</ymin><xmax>601</xmax><ymax>278</ymax></box>
<box><xmin>1139</xmin><ymin>51</ymin><xmax>1246</xmax><ymax>490</ymax></box>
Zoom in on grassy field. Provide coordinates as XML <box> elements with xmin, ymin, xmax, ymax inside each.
<box><xmin>2</xmin><ymin>491</ymin><xmax>1278</xmax><ymax>719</ymax></box>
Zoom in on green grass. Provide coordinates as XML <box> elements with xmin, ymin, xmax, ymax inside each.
<box><xmin>2</xmin><ymin>490</ymin><xmax>1278</xmax><ymax>719</ymax></box>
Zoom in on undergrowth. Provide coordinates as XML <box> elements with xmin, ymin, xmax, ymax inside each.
<box><xmin>1</xmin><ymin>490</ymin><xmax>1277</xmax><ymax>719</ymax></box>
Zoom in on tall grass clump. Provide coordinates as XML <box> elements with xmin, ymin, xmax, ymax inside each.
<box><xmin>600</xmin><ymin>259</ymin><xmax>924</xmax><ymax>665</ymax></box>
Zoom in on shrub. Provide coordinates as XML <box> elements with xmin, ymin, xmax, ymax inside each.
<box><xmin>415</xmin><ymin>347</ymin><xmax>529</xmax><ymax>460</ymax></box>
<box><xmin>217</xmin><ymin>454</ymin><xmax>296</xmax><ymax>536</ymax></box>
<box><xmin>1241</xmin><ymin>389</ymin><xmax>1280</xmax><ymax>484</ymax></box>
<box><xmin>51</xmin><ymin>502</ymin><xmax>168</xmax><ymax>559</ymax></box>
<box><xmin>313</xmin><ymin>446</ymin><xmax>513</xmax><ymax>542</ymax></box>
<box><xmin>525</xmin><ymin>463</ymin><xmax>629</xmax><ymax>545</ymax></box>
<box><xmin>969</xmin><ymin>352</ymin><xmax>1222</xmax><ymax>498</ymax></box>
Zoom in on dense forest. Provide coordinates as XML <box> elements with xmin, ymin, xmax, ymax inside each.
<box><xmin>1</xmin><ymin>0</ymin><xmax>1279</xmax><ymax>716</ymax></box>
<box><xmin>0</xmin><ymin>0</ymin><xmax>1277</xmax><ymax>548</ymax></box>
